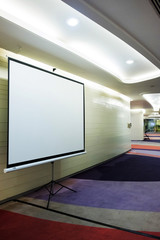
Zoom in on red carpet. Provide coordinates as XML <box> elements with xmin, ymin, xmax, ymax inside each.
<box><xmin>0</xmin><ymin>209</ymin><xmax>160</xmax><ymax>240</ymax></box>
<box><xmin>131</xmin><ymin>144</ymin><xmax>160</xmax><ymax>150</ymax></box>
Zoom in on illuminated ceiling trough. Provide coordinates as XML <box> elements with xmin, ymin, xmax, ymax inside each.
<box><xmin>0</xmin><ymin>0</ymin><xmax>160</xmax><ymax>84</ymax></box>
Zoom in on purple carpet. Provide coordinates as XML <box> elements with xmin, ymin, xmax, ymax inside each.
<box><xmin>28</xmin><ymin>150</ymin><xmax>160</xmax><ymax>212</ymax></box>
<box><xmin>29</xmin><ymin>178</ymin><xmax>160</xmax><ymax>212</ymax></box>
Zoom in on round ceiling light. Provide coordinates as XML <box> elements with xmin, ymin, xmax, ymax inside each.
<box><xmin>67</xmin><ymin>18</ymin><xmax>79</xmax><ymax>27</ymax></box>
<box><xmin>126</xmin><ymin>60</ymin><xmax>134</xmax><ymax>64</ymax></box>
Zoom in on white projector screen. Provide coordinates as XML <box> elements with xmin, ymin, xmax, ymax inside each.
<box><xmin>6</xmin><ymin>58</ymin><xmax>85</xmax><ymax>172</ymax></box>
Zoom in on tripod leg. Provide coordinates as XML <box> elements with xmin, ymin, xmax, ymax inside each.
<box><xmin>47</xmin><ymin>181</ymin><xmax>54</xmax><ymax>209</ymax></box>
<box><xmin>53</xmin><ymin>180</ymin><xmax>76</xmax><ymax>193</ymax></box>
<box><xmin>39</xmin><ymin>162</ymin><xmax>76</xmax><ymax>208</ymax></box>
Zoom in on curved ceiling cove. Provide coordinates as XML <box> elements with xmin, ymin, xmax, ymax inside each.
<box><xmin>0</xmin><ymin>0</ymin><xmax>160</xmax><ymax>83</ymax></box>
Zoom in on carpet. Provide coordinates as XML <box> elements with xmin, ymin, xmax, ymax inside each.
<box><xmin>131</xmin><ymin>145</ymin><xmax>160</xmax><ymax>150</ymax></box>
<box><xmin>1</xmin><ymin>142</ymin><xmax>160</xmax><ymax>239</ymax></box>
<box><xmin>144</xmin><ymin>133</ymin><xmax>160</xmax><ymax>142</ymax></box>
<box><xmin>71</xmin><ymin>154</ymin><xmax>160</xmax><ymax>181</ymax></box>
<box><xmin>30</xmin><ymin>178</ymin><xmax>160</xmax><ymax>211</ymax></box>
<box><xmin>28</xmin><ymin>149</ymin><xmax>160</xmax><ymax>212</ymax></box>
<box><xmin>0</xmin><ymin>209</ymin><xmax>160</xmax><ymax>240</ymax></box>
<box><xmin>129</xmin><ymin>144</ymin><xmax>160</xmax><ymax>158</ymax></box>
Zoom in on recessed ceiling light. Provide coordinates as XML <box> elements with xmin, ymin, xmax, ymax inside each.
<box><xmin>126</xmin><ymin>60</ymin><xmax>134</xmax><ymax>64</ymax></box>
<box><xmin>67</xmin><ymin>18</ymin><xmax>79</xmax><ymax>27</ymax></box>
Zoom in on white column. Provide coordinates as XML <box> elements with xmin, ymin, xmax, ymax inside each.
<box><xmin>131</xmin><ymin>110</ymin><xmax>144</xmax><ymax>140</ymax></box>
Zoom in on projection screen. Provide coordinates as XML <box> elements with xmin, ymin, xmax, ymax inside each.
<box><xmin>5</xmin><ymin>58</ymin><xmax>85</xmax><ymax>172</ymax></box>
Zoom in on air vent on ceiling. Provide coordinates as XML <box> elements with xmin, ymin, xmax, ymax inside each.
<box><xmin>150</xmin><ymin>0</ymin><xmax>160</xmax><ymax>16</ymax></box>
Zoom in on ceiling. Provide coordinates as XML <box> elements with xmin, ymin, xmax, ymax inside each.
<box><xmin>0</xmin><ymin>0</ymin><xmax>160</xmax><ymax>115</ymax></box>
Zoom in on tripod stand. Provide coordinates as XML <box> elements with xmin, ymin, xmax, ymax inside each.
<box><xmin>43</xmin><ymin>162</ymin><xmax>76</xmax><ymax>209</ymax></box>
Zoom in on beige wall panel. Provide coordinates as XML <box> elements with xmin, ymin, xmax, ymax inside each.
<box><xmin>54</xmin><ymin>85</ymin><xmax>131</xmax><ymax>179</ymax></box>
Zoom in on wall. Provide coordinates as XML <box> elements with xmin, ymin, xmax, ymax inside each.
<box><xmin>0</xmin><ymin>62</ymin><xmax>131</xmax><ymax>202</ymax></box>
<box><xmin>54</xmin><ymin>83</ymin><xmax>131</xmax><ymax>179</ymax></box>
<box><xmin>131</xmin><ymin>110</ymin><xmax>144</xmax><ymax>140</ymax></box>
